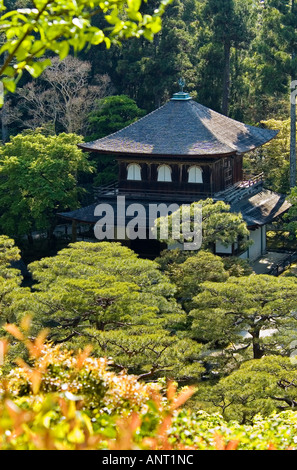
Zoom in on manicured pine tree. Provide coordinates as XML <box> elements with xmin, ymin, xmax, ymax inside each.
<box><xmin>22</xmin><ymin>241</ymin><xmax>204</xmax><ymax>381</ymax></box>
<box><xmin>195</xmin><ymin>356</ymin><xmax>297</xmax><ymax>424</ymax></box>
<box><xmin>190</xmin><ymin>274</ymin><xmax>297</xmax><ymax>369</ymax></box>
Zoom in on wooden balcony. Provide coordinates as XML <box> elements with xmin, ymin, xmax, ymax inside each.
<box><xmin>213</xmin><ymin>173</ymin><xmax>264</xmax><ymax>204</ymax></box>
<box><xmin>93</xmin><ymin>173</ymin><xmax>264</xmax><ymax>205</ymax></box>
<box><xmin>93</xmin><ymin>181</ymin><xmax>212</xmax><ymax>203</ymax></box>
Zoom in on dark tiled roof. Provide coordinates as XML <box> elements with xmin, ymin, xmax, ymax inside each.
<box><xmin>58</xmin><ymin>189</ymin><xmax>290</xmax><ymax>228</ymax></box>
<box><xmin>230</xmin><ymin>189</ymin><xmax>291</xmax><ymax>227</ymax></box>
<box><xmin>79</xmin><ymin>98</ymin><xmax>278</xmax><ymax>156</ymax></box>
<box><xmin>59</xmin><ymin>203</ymin><xmax>99</xmax><ymax>224</ymax></box>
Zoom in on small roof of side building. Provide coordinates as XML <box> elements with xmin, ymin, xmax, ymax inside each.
<box><xmin>230</xmin><ymin>189</ymin><xmax>291</xmax><ymax>228</ymax></box>
<box><xmin>58</xmin><ymin>189</ymin><xmax>291</xmax><ymax>230</ymax></box>
<box><xmin>78</xmin><ymin>94</ymin><xmax>278</xmax><ymax>157</ymax></box>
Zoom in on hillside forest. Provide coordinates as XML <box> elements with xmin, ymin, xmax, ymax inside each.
<box><xmin>2</xmin><ymin>0</ymin><xmax>297</xmax><ymax>451</ymax></box>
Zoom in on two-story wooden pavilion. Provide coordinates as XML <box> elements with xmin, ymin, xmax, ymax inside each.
<box><xmin>59</xmin><ymin>90</ymin><xmax>290</xmax><ymax>260</ymax></box>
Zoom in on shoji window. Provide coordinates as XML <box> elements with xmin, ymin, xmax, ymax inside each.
<box><xmin>157</xmin><ymin>164</ymin><xmax>172</xmax><ymax>182</ymax></box>
<box><xmin>188</xmin><ymin>166</ymin><xmax>203</xmax><ymax>183</ymax></box>
<box><xmin>127</xmin><ymin>163</ymin><xmax>142</xmax><ymax>181</ymax></box>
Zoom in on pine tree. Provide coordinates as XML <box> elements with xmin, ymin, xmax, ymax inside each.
<box><xmin>190</xmin><ymin>275</ymin><xmax>297</xmax><ymax>368</ymax></box>
<box><xmin>23</xmin><ymin>241</ymin><xmax>204</xmax><ymax>381</ymax></box>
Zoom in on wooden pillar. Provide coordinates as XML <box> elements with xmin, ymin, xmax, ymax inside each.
<box><xmin>147</xmin><ymin>162</ymin><xmax>152</xmax><ymax>182</ymax></box>
<box><xmin>72</xmin><ymin>220</ymin><xmax>77</xmax><ymax>243</ymax></box>
<box><xmin>210</xmin><ymin>165</ymin><xmax>213</xmax><ymax>195</ymax></box>
<box><xmin>179</xmin><ymin>163</ymin><xmax>183</xmax><ymax>183</ymax></box>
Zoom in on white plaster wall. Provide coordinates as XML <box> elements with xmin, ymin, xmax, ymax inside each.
<box><xmin>261</xmin><ymin>225</ymin><xmax>266</xmax><ymax>254</ymax></box>
<box><xmin>248</xmin><ymin>227</ymin><xmax>263</xmax><ymax>261</ymax></box>
<box><xmin>215</xmin><ymin>241</ymin><xmax>233</xmax><ymax>254</ymax></box>
<box><xmin>239</xmin><ymin>251</ymin><xmax>249</xmax><ymax>260</ymax></box>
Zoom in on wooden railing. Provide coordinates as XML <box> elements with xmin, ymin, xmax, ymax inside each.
<box><xmin>239</xmin><ymin>172</ymin><xmax>264</xmax><ymax>188</ymax></box>
<box><xmin>94</xmin><ymin>181</ymin><xmax>212</xmax><ymax>202</ymax></box>
<box><xmin>93</xmin><ymin>173</ymin><xmax>264</xmax><ymax>204</ymax></box>
<box><xmin>215</xmin><ymin>173</ymin><xmax>264</xmax><ymax>204</ymax></box>
<box><xmin>94</xmin><ymin>181</ymin><xmax>118</xmax><ymax>198</ymax></box>
<box><xmin>268</xmin><ymin>251</ymin><xmax>297</xmax><ymax>276</ymax></box>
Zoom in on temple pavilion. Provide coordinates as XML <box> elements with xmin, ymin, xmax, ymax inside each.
<box><xmin>59</xmin><ymin>90</ymin><xmax>291</xmax><ymax>260</ymax></box>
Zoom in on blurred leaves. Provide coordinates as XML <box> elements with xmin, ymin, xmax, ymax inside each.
<box><xmin>0</xmin><ymin>0</ymin><xmax>173</xmax><ymax>94</ymax></box>
<box><xmin>0</xmin><ymin>327</ymin><xmax>297</xmax><ymax>449</ymax></box>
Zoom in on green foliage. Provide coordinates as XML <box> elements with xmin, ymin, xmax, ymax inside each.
<box><xmin>156</xmin><ymin>248</ymin><xmax>252</xmax><ymax>292</ymax></box>
<box><xmin>156</xmin><ymin>248</ymin><xmax>252</xmax><ymax>279</ymax></box>
<box><xmin>0</xmin><ymin>130</ymin><xmax>93</xmax><ymax>240</ymax></box>
<box><xmin>203</xmin><ymin>0</ymin><xmax>254</xmax><ymax>49</ymax></box>
<box><xmin>1</xmin><ymin>241</ymin><xmax>297</xmax><ymax>448</ymax></box>
<box><xmin>155</xmin><ymin>198</ymin><xmax>250</xmax><ymax>253</ymax></box>
<box><xmin>0</xmin><ymin>326</ymin><xmax>204</xmax><ymax>450</ymax></box>
<box><xmin>156</xmin><ymin>250</ymin><xmax>253</xmax><ymax>314</ymax></box>
<box><xmin>87</xmin><ymin>94</ymin><xmax>146</xmax><ymax>141</ymax></box>
<box><xmin>243</xmin><ymin>0</ymin><xmax>297</xmax><ymax>122</ymax></box>
<box><xmin>1</xmin><ymin>0</ymin><xmax>297</xmax><ymax>450</ymax></box>
<box><xmin>221</xmin><ymin>256</ymin><xmax>253</xmax><ymax>277</ymax></box>
<box><xmin>19</xmin><ymin>241</ymin><xmax>204</xmax><ymax>380</ymax></box>
<box><xmin>1</xmin><ymin>332</ymin><xmax>297</xmax><ymax>449</ymax></box>
<box><xmin>0</xmin><ymin>330</ymin><xmax>174</xmax><ymax>449</ymax></box>
<box><xmin>170</xmin><ymin>407</ymin><xmax>297</xmax><ymax>450</ymax></box>
<box><xmin>244</xmin><ymin>119</ymin><xmax>290</xmax><ymax>193</ymax></box>
<box><xmin>155</xmin><ymin>248</ymin><xmax>194</xmax><ymax>273</ymax></box>
<box><xmin>6</xmin><ymin>341</ymin><xmax>155</xmax><ymax>414</ymax></box>
<box><xmin>202</xmin><ymin>0</ymin><xmax>255</xmax><ymax>114</ymax></box>
<box><xmin>1</xmin><ymin>0</ymin><xmax>296</xmax><ymax>127</ymax></box>
<box><xmin>112</xmin><ymin>0</ymin><xmax>200</xmax><ymax>111</ymax></box>
<box><xmin>163</xmin><ymin>250</ymin><xmax>229</xmax><ymax>312</ymax></box>
<box><xmin>0</xmin><ymin>0</ymin><xmax>173</xmax><ymax>93</ymax></box>
<box><xmin>0</xmin><ymin>235</ymin><xmax>23</xmax><ymax>325</ymax></box>
<box><xmin>87</xmin><ymin>95</ymin><xmax>146</xmax><ymax>186</ymax></box>
<box><xmin>0</xmin><ymin>233</ymin><xmax>20</xmax><ymax>268</ymax></box>
<box><xmin>283</xmin><ymin>185</ymin><xmax>297</xmax><ymax>237</ymax></box>
<box><xmin>190</xmin><ymin>274</ymin><xmax>297</xmax><ymax>373</ymax></box>
<box><xmin>194</xmin><ymin>356</ymin><xmax>297</xmax><ymax>425</ymax></box>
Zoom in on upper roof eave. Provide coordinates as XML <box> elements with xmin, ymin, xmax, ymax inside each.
<box><xmin>76</xmin><ymin>144</ymin><xmax>237</xmax><ymax>159</ymax></box>
<box><xmin>78</xmin><ymin>98</ymin><xmax>278</xmax><ymax>157</ymax></box>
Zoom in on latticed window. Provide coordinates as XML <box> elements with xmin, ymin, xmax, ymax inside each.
<box><xmin>188</xmin><ymin>166</ymin><xmax>203</xmax><ymax>183</ymax></box>
<box><xmin>127</xmin><ymin>163</ymin><xmax>142</xmax><ymax>181</ymax></box>
<box><xmin>157</xmin><ymin>165</ymin><xmax>172</xmax><ymax>182</ymax></box>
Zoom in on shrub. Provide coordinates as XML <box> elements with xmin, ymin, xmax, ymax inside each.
<box><xmin>2</xmin><ymin>323</ymin><xmax>297</xmax><ymax>450</ymax></box>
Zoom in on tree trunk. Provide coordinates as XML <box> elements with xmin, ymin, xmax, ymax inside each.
<box><xmin>72</xmin><ymin>220</ymin><xmax>77</xmax><ymax>242</ymax></box>
<box><xmin>290</xmin><ymin>0</ymin><xmax>296</xmax><ymax>188</ymax></box>
<box><xmin>222</xmin><ymin>42</ymin><xmax>231</xmax><ymax>116</ymax></box>
<box><xmin>1</xmin><ymin>51</ymin><xmax>8</xmax><ymax>143</ymax></box>
<box><xmin>290</xmin><ymin>79</ymin><xmax>296</xmax><ymax>188</ymax></box>
<box><xmin>27</xmin><ymin>233</ymin><xmax>34</xmax><ymax>245</ymax></box>
<box><xmin>47</xmin><ymin>226</ymin><xmax>57</xmax><ymax>250</ymax></box>
<box><xmin>252</xmin><ymin>329</ymin><xmax>264</xmax><ymax>359</ymax></box>
<box><xmin>1</xmin><ymin>99</ymin><xmax>8</xmax><ymax>144</ymax></box>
